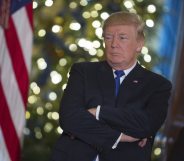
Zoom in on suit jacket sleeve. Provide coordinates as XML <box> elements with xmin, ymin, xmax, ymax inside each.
<box><xmin>99</xmin><ymin>74</ymin><xmax>172</xmax><ymax>139</ymax></box>
<box><xmin>59</xmin><ymin>63</ymin><xmax>120</xmax><ymax>150</ymax></box>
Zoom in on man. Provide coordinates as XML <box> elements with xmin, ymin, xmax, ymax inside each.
<box><xmin>51</xmin><ymin>11</ymin><xmax>172</xmax><ymax>161</ymax></box>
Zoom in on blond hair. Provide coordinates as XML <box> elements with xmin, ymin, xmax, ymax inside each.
<box><xmin>103</xmin><ymin>11</ymin><xmax>145</xmax><ymax>40</ymax></box>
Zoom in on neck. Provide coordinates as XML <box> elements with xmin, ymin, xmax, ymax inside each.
<box><xmin>107</xmin><ymin>61</ymin><xmax>137</xmax><ymax>70</ymax></box>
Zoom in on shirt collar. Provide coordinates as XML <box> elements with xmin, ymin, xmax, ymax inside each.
<box><xmin>113</xmin><ymin>61</ymin><xmax>137</xmax><ymax>77</ymax></box>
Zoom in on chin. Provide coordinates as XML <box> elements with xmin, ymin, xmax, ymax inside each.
<box><xmin>108</xmin><ymin>60</ymin><xmax>124</xmax><ymax>67</ymax></box>
<box><xmin>109</xmin><ymin>58</ymin><xmax>124</xmax><ymax>64</ymax></box>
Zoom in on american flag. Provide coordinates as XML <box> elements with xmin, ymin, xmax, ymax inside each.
<box><xmin>0</xmin><ymin>0</ymin><xmax>32</xmax><ymax>161</ymax></box>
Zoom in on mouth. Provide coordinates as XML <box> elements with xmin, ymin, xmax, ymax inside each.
<box><xmin>110</xmin><ymin>52</ymin><xmax>121</xmax><ymax>56</ymax></box>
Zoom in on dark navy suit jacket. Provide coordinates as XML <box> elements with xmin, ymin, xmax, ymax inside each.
<box><xmin>51</xmin><ymin>61</ymin><xmax>172</xmax><ymax>161</ymax></box>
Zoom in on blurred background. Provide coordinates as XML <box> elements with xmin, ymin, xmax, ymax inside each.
<box><xmin>1</xmin><ymin>0</ymin><xmax>183</xmax><ymax>161</ymax></box>
<box><xmin>23</xmin><ymin>0</ymin><xmax>184</xmax><ymax>161</ymax></box>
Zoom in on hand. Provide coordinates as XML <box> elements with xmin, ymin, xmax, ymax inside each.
<box><xmin>120</xmin><ymin>134</ymin><xmax>147</xmax><ymax>147</ymax></box>
<box><xmin>138</xmin><ymin>138</ymin><xmax>147</xmax><ymax>148</ymax></box>
<box><xmin>88</xmin><ymin>108</ymin><xmax>96</xmax><ymax>117</ymax></box>
<box><xmin>120</xmin><ymin>133</ymin><xmax>139</xmax><ymax>142</ymax></box>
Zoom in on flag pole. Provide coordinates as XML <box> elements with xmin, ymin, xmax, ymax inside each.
<box><xmin>0</xmin><ymin>0</ymin><xmax>11</xmax><ymax>29</ymax></box>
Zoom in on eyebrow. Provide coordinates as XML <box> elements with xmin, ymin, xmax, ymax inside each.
<box><xmin>104</xmin><ymin>32</ymin><xmax>128</xmax><ymax>35</ymax></box>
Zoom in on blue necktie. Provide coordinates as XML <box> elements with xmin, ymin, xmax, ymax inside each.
<box><xmin>114</xmin><ymin>70</ymin><xmax>125</xmax><ymax>96</ymax></box>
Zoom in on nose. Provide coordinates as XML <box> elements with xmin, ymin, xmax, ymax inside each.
<box><xmin>111</xmin><ymin>37</ymin><xmax>118</xmax><ymax>48</ymax></box>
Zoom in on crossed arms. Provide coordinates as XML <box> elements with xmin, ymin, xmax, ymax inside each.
<box><xmin>88</xmin><ymin>107</ymin><xmax>147</xmax><ymax>147</ymax></box>
<box><xmin>59</xmin><ymin>63</ymin><xmax>172</xmax><ymax>150</ymax></box>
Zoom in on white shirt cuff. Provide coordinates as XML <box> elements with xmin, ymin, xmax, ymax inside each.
<box><xmin>96</xmin><ymin>105</ymin><xmax>101</xmax><ymax>120</ymax></box>
<box><xmin>112</xmin><ymin>133</ymin><xmax>123</xmax><ymax>149</ymax></box>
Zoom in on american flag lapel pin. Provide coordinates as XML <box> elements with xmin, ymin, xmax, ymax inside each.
<box><xmin>133</xmin><ymin>80</ymin><xmax>139</xmax><ymax>83</ymax></box>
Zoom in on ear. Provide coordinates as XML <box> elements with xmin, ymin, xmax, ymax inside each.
<box><xmin>136</xmin><ymin>39</ymin><xmax>144</xmax><ymax>53</ymax></box>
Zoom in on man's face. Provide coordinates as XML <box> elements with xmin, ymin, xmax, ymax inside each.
<box><xmin>103</xmin><ymin>25</ymin><xmax>143</xmax><ymax>70</ymax></box>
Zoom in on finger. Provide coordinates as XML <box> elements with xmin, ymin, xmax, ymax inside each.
<box><xmin>138</xmin><ymin>140</ymin><xmax>144</xmax><ymax>147</ymax></box>
<box><xmin>143</xmin><ymin>138</ymin><xmax>147</xmax><ymax>146</ymax></box>
<box><xmin>138</xmin><ymin>138</ymin><xmax>147</xmax><ymax>147</ymax></box>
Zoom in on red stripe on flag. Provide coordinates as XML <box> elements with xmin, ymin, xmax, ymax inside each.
<box><xmin>0</xmin><ymin>82</ymin><xmax>21</xmax><ymax>161</ymax></box>
<box><xmin>25</xmin><ymin>3</ymin><xmax>33</xmax><ymax>30</ymax></box>
<box><xmin>4</xmin><ymin>17</ymin><xmax>29</xmax><ymax>107</ymax></box>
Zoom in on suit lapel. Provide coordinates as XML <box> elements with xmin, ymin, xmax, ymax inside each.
<box><xmin>97</xmin><ymin>62</ymin><xmax>145</xmax><ymax>108</ymax></box>
<box><xmin>116</xmin><ymin>63</ymin><xmax>145</xmax><ymax>106</ymax></box>
<box><xmin>97</xmin><ymin>61</ymin><xmax>116</xmax><ymax>107</ymax></box>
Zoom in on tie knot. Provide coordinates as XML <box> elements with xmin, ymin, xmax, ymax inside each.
<box><xmin>114</xmin><ymin>70</ymin><xmax>125</xmax><ymax>78</ymax></box>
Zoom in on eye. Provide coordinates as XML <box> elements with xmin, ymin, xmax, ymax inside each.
<box><xmin>104</xmin><ymin>35</ymin><xmax>113</xmax><ymax>40</ymax></box>
<box><xmin>119</xmin><ymin>36</ymin><xmax>128</xmax><ymax>40</ymax></box>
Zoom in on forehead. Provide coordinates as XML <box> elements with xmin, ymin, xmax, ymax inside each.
<box><xmin>104</xmin><ymin>25</ymin><xmax>137</xmax><ymax>34</ymax></box>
